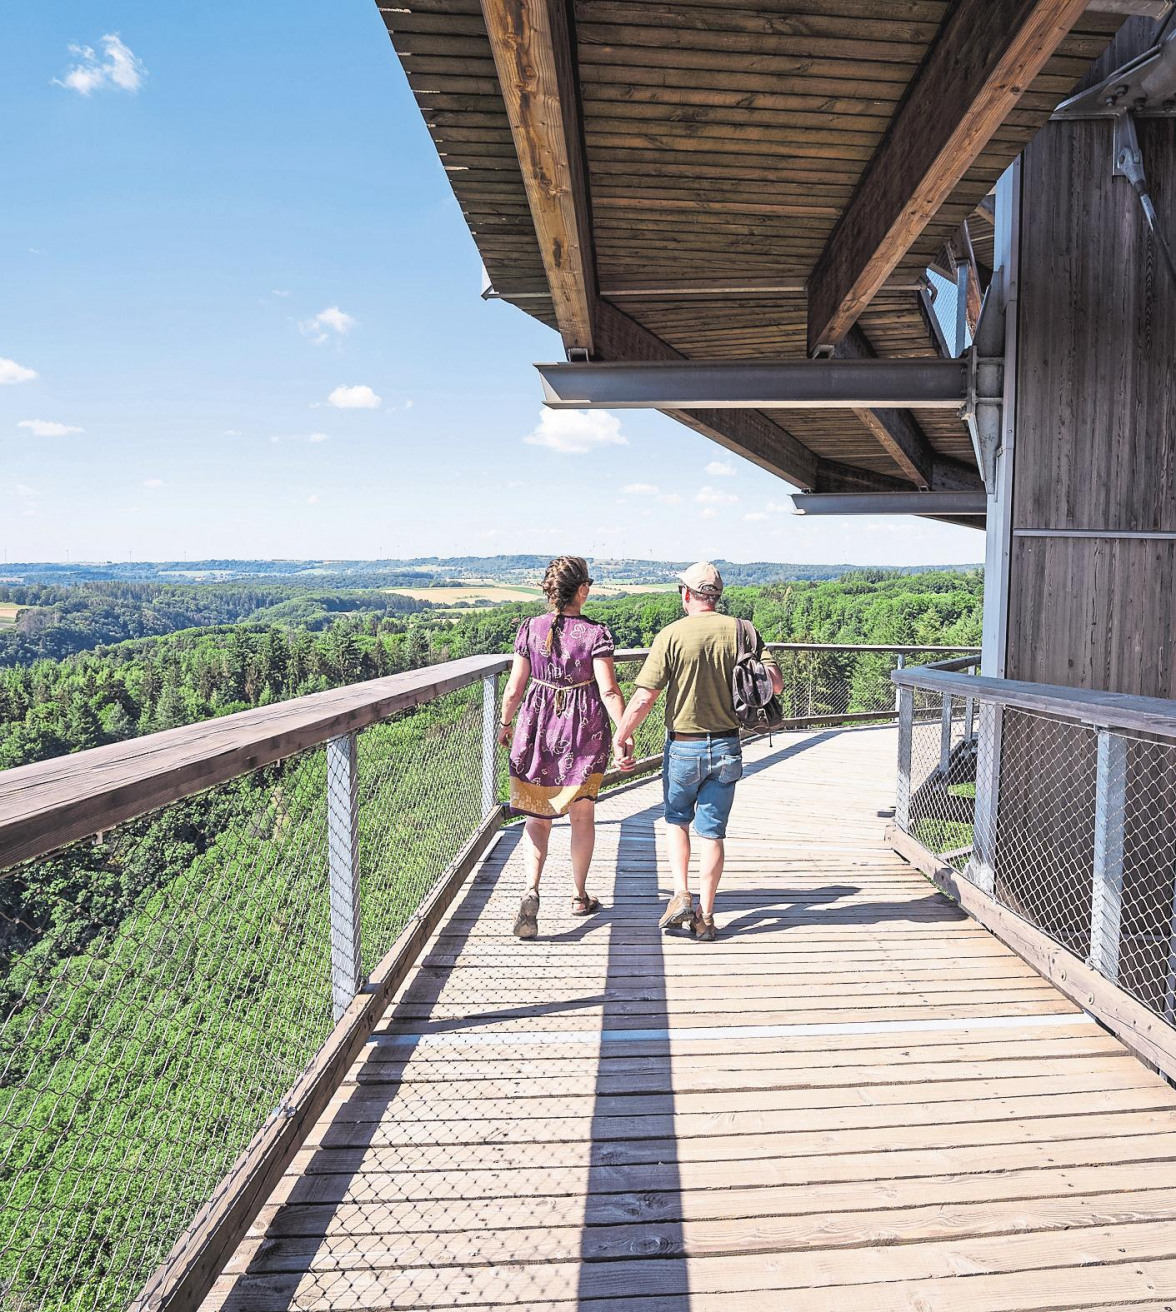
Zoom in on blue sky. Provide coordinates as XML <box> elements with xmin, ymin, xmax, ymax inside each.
<box><xmin>1</xmin><ymin>2</ymin><xmax>979</xmax><ymax>567</ymax></box>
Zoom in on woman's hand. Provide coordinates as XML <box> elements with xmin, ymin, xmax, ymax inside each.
<box><xmin>612</xmin><ymin>736</ymin><xmax>636</xmax><ymax>772</ymax></box>
<box><xmin>497</xmin><ymin>721</ymin><xmax>513</xmax><ymax>747</ymax></box>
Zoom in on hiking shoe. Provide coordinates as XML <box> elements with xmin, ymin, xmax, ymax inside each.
<box><xmin>658</xmin><ymin>891</ymin><xmax>694</xmax><ymax>930</ymax></box>
<box><xmin>513</xmin><ymin>890</ymin><xmax>539</xmax><ymax>940</ymax></box>
<box><xmin>691</xmin><ymin>910</ymin><xmax>717</xmax><ymax>942</ymax></box>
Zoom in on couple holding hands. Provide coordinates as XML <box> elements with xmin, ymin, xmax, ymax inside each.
<box><xmin>497</xmin><ymin>555</ymin><xmax>782</xmax><ymax>942</ymax></box>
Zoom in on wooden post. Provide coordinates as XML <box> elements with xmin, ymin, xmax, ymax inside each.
<box><xmin>896</xmin><ymin>686</ymin><xmax>914</xmax><ymax>831</ymax></box>
<box><xmin>326</xmin><ymin>732</ymin><xmax>361</xmax><ymax>1023</ymax></box>
<box><xmin>1090</xmin><ymin>729</ymin><xmax>1127</xmax><ymax>980</ymax></box>
<box><xmin>482</xmin><ymin>673</ymin><xmax>499</xmax><ymax>815</ymax></box>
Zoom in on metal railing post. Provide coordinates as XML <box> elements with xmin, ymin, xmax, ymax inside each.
<box><xmin>969</xmin><ymin>702</ymin><xmax>1001</xmax><ymax>895</ymax></box>
<box><xmin>894</xmin><ymin>652</ymin><xmax>906</xmax><ymax>713</ymax></box>
<box><xmin>1090</xmin><ymin>729</ymin><xmax>1127</xmax><ymax>980</ymax></box>
<box><xmin>896</xmin><ymin>685</ymin><xmax>914</xmax><ymax>831</ymax></box>
<box><xmin>327</xmin><ymin>732</ymin><xmax>361</xmax><ymax>1022</ymax></box>
<box><xmin>482</xmin><ymin>673</ymin><xmax>499</xmax><ymax>814</ymax></box>
<box><xmin>964</xmin><ymin>664</ymin><xmax>976</xmax><ymax>743</ymax></box>
<box><xmin>939</xmin><ymin>694</ymin><xmax>954</xmax><ymax>775</ymax></box>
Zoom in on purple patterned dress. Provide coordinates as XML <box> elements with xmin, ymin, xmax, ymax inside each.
<box><xmin>509</xmin><ymin>613</ymin><xmax>615</xmax><ymax>818</ymax></box>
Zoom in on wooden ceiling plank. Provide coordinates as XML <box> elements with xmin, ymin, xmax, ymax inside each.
<box><xmin>806</xmin><ymin>0</ymin><xmax>1092</xmax><ymax>353</ymax></box>
<box><xmin>479</xmin><ymin>0</ymin><xmax>597</xmax><ymax>354</ymax></box>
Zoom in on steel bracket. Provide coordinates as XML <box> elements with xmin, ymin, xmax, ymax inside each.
<box><xmin>961</xmin><ymin>281</ymin><xmax>1006</xmax><ymax>490</ymax></box>
<box><xmin>1052</xmin><ymin>23</ymin><xmax>1176</xmax><ymax>123</ymax></box>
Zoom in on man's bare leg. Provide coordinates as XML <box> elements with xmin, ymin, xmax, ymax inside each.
<box><xmin>666</xmin><ymin>822</ymin><xmax>691</xmax><ymax>897</ymax></box>
<box><xmin>658</xmin><ymin>821</ymin><xmax>695</xmax><ymax>928</ymax></box>
<box><xmin>697</xmin><ymin>837</ymin><xmax>725</xmax><ymax>917</ymax></box>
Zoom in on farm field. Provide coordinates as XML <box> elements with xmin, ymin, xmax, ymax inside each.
<box><xmin>387</xmin><ymin>581</ymin><xmax>678</xmax><ymax>606</ymax></box>
<box><xmin>386</xmin><ymin>584</ymin><xmax>543</xmax><ymax>604</ymax></box>
<box><xmin>0</xmin><ymin>604</ymin><xmax>21</xmax><ymax>626</ymax></box>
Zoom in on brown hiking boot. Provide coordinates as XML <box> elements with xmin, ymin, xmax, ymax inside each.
<box><xmin>658</xmin><ymin>891</ymin><xmax>694</xmax><ymax>930</ymax></box>
<box><xmin>691</xmin><ymin>909</ymin><xmax>717</xmax><ymax>942</ymax></box>
<box><xmin>513</xmin><ymin>890</ymin><xmax>539</xmax><ymax>940</ymax></box>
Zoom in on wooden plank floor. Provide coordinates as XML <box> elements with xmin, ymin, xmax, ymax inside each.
<box><xmin>206</xmin><ymin>726</ymin><xmax>1176</xmax><ymax>1311</ymax></box>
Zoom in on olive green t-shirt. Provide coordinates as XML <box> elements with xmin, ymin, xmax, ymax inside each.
<box><xmin>635</xmin><ymin>611</ymin><xmax>778</xmax><ymax>734</ymax></box>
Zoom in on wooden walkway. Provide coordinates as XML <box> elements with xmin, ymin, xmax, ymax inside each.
<box><xmin>208</xmin><ymin>727</ymin><xmax>1176</xmax><ymax>1311</ymax></box>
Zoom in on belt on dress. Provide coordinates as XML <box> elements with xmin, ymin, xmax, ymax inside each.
<box><xmin>531</xmin><ymin>675</ymin><xmax>594</xmax><ymax>715</ymax></box>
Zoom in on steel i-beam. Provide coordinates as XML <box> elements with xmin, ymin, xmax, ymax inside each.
<box><xmin>537</xmin><ymin>359</ymin><xmax>968</xmax><ymax>410</ymax></box>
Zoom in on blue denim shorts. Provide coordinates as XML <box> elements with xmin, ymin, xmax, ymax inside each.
<box><xmin>662</xmin><ymin>736</ymin><xmax>743</xmax><ymax>839</ymax></box>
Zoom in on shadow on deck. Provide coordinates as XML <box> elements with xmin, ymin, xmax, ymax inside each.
<box><xmin>206</xmin><ymin>726</ymin><xmax>1176</xmax><ymax>1312</ymax></box>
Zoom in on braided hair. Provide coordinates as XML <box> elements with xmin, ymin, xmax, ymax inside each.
<box><xmin>540</xmin><ymin>555</ymin><xmax>591</xmax><ymax>656</ymax></box>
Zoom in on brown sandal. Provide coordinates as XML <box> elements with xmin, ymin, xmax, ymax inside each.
<box><xmin>571</xmin><ymin>894</ymin><xmax>602</xmax><ymax>917</ymax></box>
<box><xmin>513</xmin><ymin>890</ymin><xmax>539</xmax><ymax>939</ymax></box>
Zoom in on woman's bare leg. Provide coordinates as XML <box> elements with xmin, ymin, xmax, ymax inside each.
<box><xmin>568</xmin><ymin>799</ymin><xmax>596</xmax><ymax>899</ymax></box>
<box><xmin>523</xmin><ymin>817</ymin><xmax>552</xmax><ymax>893</ymax></box>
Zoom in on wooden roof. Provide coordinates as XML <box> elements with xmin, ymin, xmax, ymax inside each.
<box><xmin>378</xmin><ymin>0</ymin><xmax>1131</xmax><ymax>496</ymax></box>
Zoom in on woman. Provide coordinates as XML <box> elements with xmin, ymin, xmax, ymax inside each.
<box><xmin>497</xmin><ymin>555</ymin><xmax>628</xmax><ymax>939</ymax></box>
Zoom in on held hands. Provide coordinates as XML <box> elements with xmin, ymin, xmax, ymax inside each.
<box><xmin>496</xmin><ymin>721</ymin><xmax>513</xmax><ymax>747</ymax></box>
<box><xmin>612</xmin><ymin>736</ymin><xmax>637</xmax><ymax>773</ymax></box>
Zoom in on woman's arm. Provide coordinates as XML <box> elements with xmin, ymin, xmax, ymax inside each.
<box><xmin>593</xmin><ymin>655</ymin><xmax>627</xmax><ymax>729</ymax></box>
<box><xmin>496</xmin><ymin>653</ymin><xmax>530</xmax><ymax>745</ymax></box>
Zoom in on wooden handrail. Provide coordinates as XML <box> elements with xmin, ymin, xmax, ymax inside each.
<box><xmin>892</xmin><ymin>666</ymin><xmax>1176</xmax><ymax>738</ymax></box>
<box><xmin>0</xmin><ymin>655</ymin><xmax>511</xmax><ymax>870</ymax></box>
<box><xmin>0</xmin><ymin>642</ymin><xmax>976</xmax><ymax>871</ymax></box>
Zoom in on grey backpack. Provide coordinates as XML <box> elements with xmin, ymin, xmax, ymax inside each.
<box><xmin>732</xmin><ymin>619</ymin><xmax>784</xmax><ymax>731</ymax></box>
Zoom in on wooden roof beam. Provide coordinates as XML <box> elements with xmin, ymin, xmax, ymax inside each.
<box><xmin>834</xmin><ymin>325</ymin><xmax>938</xmax><ymax>488</ymax></box>
<box><xmin>593</xmin><ymin>300</ymin><xmax>820</xmax><ymax>490</ymax></box>
<box><xmin>806</xmin><ymin>0</ymin><xmax>1091</xmax><ymax>354</ymax></box>
<box><xmin>480</xmin><ymin>0</ymin><xmax>597</xmax><ymax>355</ymax></box>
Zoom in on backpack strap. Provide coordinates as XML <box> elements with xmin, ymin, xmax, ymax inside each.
<box><xmin>735</xmin><ymin>617</ymin><xmax>755</xmax><ymax>658</ymax></box>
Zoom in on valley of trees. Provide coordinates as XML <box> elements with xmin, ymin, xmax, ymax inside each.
<box><xmin>0</xmin><ymin>581</ymin><xmax>431</xmax><ymax>667</ymax></box>
<box><xmin>0</xmin><ymin>567</ymin><xmax>982</xmax><ymax>1309</ymax></box>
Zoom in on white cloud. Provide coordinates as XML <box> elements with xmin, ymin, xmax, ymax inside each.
<box><xmin>0</xmin><ymin>358</ymin><xmax>38</xmax><ymax>385</ymax></box>
<box><xmin>700</xmin><ymin>507</ymin><xmax>718</xmax><ymax>520</ymax></box>
<box><xmin>622</xmin><ymin>482</ymin><xmax>659</xmax><ymax>496</ymax></box>
<box><xmin>327</xmin><ymin>384</ymin><xmax>381</xmax><ymax>409</ymax></box>
<box><xmin>524</xmin><ymin>410</ymin><xmax>627</xmax><ymax>455</ymax></box>
<box><xmin>307</xmin><ymin>493</ymin><xmax>320</xmax><ymax>505</ymax></box>
<box><xmin>15</xmin><ymin>483</ymin><xmax>35</xmax><ymax>498</ymax></box>
<box><xmin>223</xmin><ymin>429</ymin><xmax>242</xmax><ymax>437</ymax></box>
<box><xmin>658</xmin><ymin>492</ymin><xmax>683</xmax><ymax>505</ymax></box>
<box><xmin>695</xmin><ymin>485</ymin><xmax>739</xmax><ymax>506</ymax></box>
<box><xmin>307</xmin><ymin>431</ymin><xmax>329</xmax><ymax>443</ymax></box>
<box><xmin>765</xmin><ymin>500</ymin><xmax>792</xmax><ymax>513</ymax></box>
<box><xmin>143</xmin><ymin>477</ymin><xmax>165</xmax><ymax>489</ymax></box>
<box><xmin>272</xmin><ymin>289</ymin><xmax>291</xmax><ymax>298</ymax></box>
<box><xmin>18</xmin><ymin>419</ymin><xmax>82</xmax><ymax>437</ymax></box>
<box><xmin>54</xmin><ymin>34</ymin><xmax>145</xmax><ymax>96</ymax></box>
<box><xmin>705</xmin><ymin>459</ymin><xmax>736</xmax><ymax>477</ymax></box>
<box><xmin>743</xmin><ymin>511</ymin><xmax>769</xmax><ymax>522</ymax></box>
<box><xmin>300</xmin><ymin>305</ymin><xmax>357</xmax><ymax>343</ymax></box>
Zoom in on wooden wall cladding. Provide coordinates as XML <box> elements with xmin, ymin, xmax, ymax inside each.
<box><xmin>1007</xmin><ymin>536</ymin><xmax>1176</xmax><ymax>697</ymax></box>
<box><xmin>1016</xmin><ymin>116</ymin><xmax>1176</xmax><ymax>535</ymax></box>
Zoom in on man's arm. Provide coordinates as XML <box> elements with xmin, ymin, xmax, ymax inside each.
<box><xmin>612</xmin><ymin>686</ymin><xmax>661</xmax><ymax>768</ymax></box>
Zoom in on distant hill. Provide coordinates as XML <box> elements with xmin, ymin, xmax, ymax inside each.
<box><xmin>1</xmin><ymin>557</ymin><xmax>983</xmax><ymax>588</ymax></box>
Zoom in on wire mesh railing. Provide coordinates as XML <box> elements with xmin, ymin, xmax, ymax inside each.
<box><xmin>0</xmin><ymin>641</ymin><xmax>972</xmax><ymax>1311</ymax></box>
<box><xmin>893</xmin><ymin>662</ymin><xmax>1176</xmax><ymax>1038</ymax></box>
<box><xmin>0</xmin><ymin>664</ymin><xmax>506</xmax><ymax>1312</ymax></box>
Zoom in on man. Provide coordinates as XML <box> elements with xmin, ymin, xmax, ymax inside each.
<box><xmin>612</xmin><ymin>562</ymin><xmax>783</xmax><ymax>941</ymax></box>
